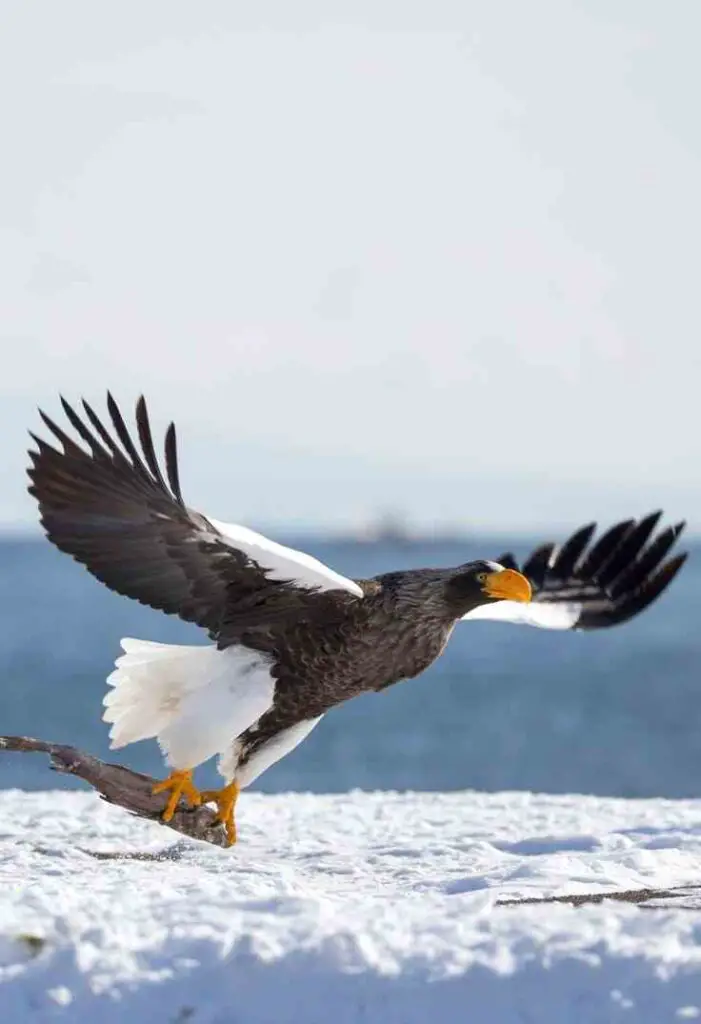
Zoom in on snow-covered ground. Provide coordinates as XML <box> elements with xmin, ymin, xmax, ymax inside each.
<box><xmin>2</xmin><ymin>789</ymin><xmax>701</xmax><ymax>1023</ymax></box>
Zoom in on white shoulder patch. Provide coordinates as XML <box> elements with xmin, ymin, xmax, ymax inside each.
<box><xmin>204</xmin><ymin>517</ymin><xmax>364</xmax><ymax>598</ymax></box>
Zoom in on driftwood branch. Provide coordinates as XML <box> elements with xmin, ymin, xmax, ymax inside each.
<box><xmin>497</xmin><ymin>886</ymin><xmax>701</xmax><ymax>910</ymax></box>
<box><xmin>0</xmin><ymin>735</ymin><xmax>229</xmax><ymax>848</ymax></box>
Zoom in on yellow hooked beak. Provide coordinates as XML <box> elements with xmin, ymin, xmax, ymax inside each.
<box><xmin>481</xmin><ymin>568</ymin><xmax>532</xmax><ymax>603</ymax></box>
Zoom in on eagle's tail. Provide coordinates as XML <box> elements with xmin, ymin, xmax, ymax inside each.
<box><xmin>102</xmin><ymin>638</ymin><xmax>221</xmax><ymax>750</ymax></box>
<box><xmin>101</xmin><ymin>638</ymin><xmax>278</xmax><ymax>774</ymax></box>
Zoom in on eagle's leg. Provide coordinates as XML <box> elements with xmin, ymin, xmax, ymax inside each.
<box><xmin>152</xmin><ymin>769</ymin><xmax>202</xmax><ymax>821</ymax></box>
<box><xmin>200</xmin><ymin>781</ymin><xmax>240</xmax><ymax>846</ymax></box>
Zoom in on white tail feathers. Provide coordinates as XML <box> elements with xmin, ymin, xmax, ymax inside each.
<box><xmin>104</xmin><ymin>639</ymin><xmax>216</xmax><ymax>748</ymax></box>
<box><xmin>103</xmin><ymin>638</ymin><xmax>277</xmax><ymax>774</ymax></box>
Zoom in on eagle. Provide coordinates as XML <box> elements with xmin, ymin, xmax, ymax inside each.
<box><xmin>27</xmin><ymin>394</ymin><xmax>687</xmax><ymax>845</ymax></box>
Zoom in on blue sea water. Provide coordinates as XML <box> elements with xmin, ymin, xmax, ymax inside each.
<box><xmin>0</xmin><ymin>535</ymin><xmax>699</xmax><ymax>798</ymax></box>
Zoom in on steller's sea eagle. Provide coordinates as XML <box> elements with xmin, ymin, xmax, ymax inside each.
<box><xmin>27</xmin><ymin>394</ymin><xmax>687</xmax><ymax>844</ymax></box>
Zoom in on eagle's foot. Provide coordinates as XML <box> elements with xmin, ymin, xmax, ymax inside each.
<box><xmin>152</xmin><ymin>769</ymin><xmax>202</xmax><ymax>821</ymax></box>
<box><xmin>200</xmin><ymin>781</ymin><xmax>240</xmax><ymax>846</ymax></box>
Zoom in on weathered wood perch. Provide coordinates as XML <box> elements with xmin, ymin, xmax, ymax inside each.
<box><xmin>0</xmin><ymin>735</ymin><xmax>230</xmax><ymax>848</ymax></box>
<box><xmin>496</xmin><ymin>885</ymin><xmax>701</xmax><ymax>909</ymax></box>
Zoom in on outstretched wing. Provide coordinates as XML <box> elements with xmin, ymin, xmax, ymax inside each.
<box><xmin>27</xmin><ymin>394</ymin><xmax>363</xmax><ymax>645</ymax></box>
<box><xmin>463</xmin><ymin>512</ymin><xmax>687</xmax><ymax>630</ymax></box>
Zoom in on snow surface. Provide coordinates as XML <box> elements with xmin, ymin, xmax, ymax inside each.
<box><xmin>2</xmin><ymin>788</ymin><xmax>701</xmax><ymax>1022</ymax></box>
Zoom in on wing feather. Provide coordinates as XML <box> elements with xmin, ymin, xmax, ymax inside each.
<box><xmin>27</xmin><ymin>394</ymin><xmax>363</xmax><ymax>646</ymax></box>
<box><xmin>465</xmin><ymin>513</ymin><xmax>686</xmax><ymax>630</ymax></box>
<box><xmin>549</xmin><ymin>522</ymin><xmax>596</xmax><ymax>579</ymax></box>
<box><xmin>521</xmin><ymin>543</ymin><xmax>556</xmax><ymax>587</ymax></box>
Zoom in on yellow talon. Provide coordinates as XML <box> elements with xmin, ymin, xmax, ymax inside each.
<box><xmin>152</xmin><ymin>769</ymin><xmax>202</xmax><ymax>822</ymax></box>
<box><xmin>200</xmin><ymin>781</ymin><xmax>240</xmax><ymax>846</ymax></box>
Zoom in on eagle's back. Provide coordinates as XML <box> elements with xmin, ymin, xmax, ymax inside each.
<box><xmin>243</xmin><ymin>582</ymin><xmax>454</xmax><ymax>721</ymax></box>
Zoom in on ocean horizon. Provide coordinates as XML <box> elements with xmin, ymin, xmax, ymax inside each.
<box><xmin>1</xmin><ymin>532</ymin><xmax>698</xmax><ymax>798</ymax></box>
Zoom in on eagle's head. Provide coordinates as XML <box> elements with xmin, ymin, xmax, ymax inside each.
<box><xmin>444</xmin><ymin>560</ymin><xmax>532</xmax><ymax>617</ymax></box>
<box><xmin>374</xmin><ymin>560</ymin><xmax>532</xmax><ymax>622</ymax></box>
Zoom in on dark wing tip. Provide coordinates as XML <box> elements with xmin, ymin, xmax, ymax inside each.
<box><xmin>522</xmin><ymin>542</ymin><xmax>557</xmax><ymax>586</ymax></box>
<box><xmin>660</xmin><ymin>551</ymin><xmax>689</xmax><ymax>581</ymax></box>
<box><xmin>26</xmin><ymin>431</ymin><xmax>49</xmax><ymax>463</ymax></box>
<box><xmin>551</xmin><ymin>521</ymin><xmax>597</xmax><ymax>578</ymax></box>
<box><xmin>134</xmin><ymin>394</ymin><xmax>170</xmax><ymax>492</ymax></box>
<box><xmin>522</xmin><ymin>510</ymin><xmax>688</xmax><ymax>630</ymax></box>
<box><xmin>164</xmin><ymin>421</ymin><xmax>185</xmax><ymax>506</ymax></box>
<box><xmin>495</xmin><ymin>552</ymin><xmax>519</xmax><ymax>571</ymax></box>
<box><xmin>578</xmin><ymin>551</ymin><xmax>688</xmax><ymax>630</ymax></box>
<box><xmin>30</xmin><ymin>391</ymin><xmax>187</xmax><ymax>508</ymax></box>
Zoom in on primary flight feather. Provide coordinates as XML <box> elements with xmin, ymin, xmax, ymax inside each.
<box><xmin>27</xmin><ymin>394</ymin><xmax>687</xmax><ymax>844</ymax></box>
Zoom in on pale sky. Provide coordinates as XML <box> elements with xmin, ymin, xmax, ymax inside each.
<box><xmin>1</xmin><ymin>1</ymin><xmax>699</xmax><ymax>534</ymax></box>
